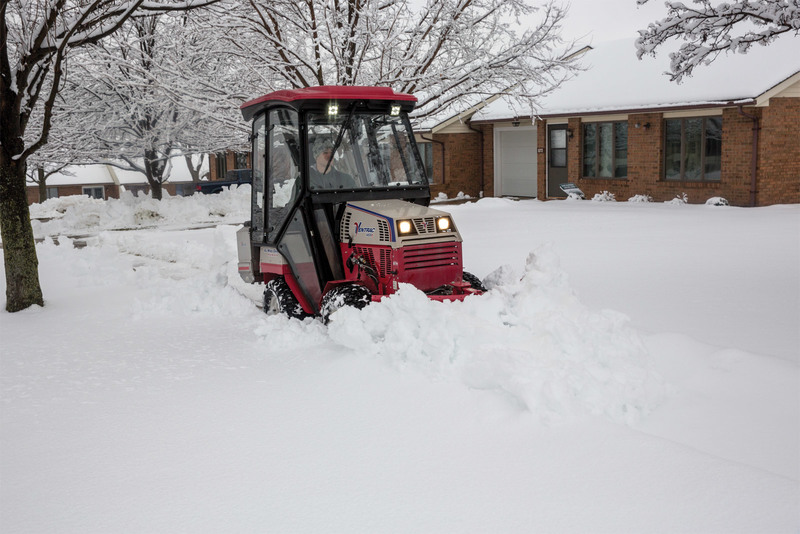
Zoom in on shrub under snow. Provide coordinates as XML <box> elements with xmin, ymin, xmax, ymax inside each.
<box><xmin>592</xmin><ymin>191</ymin><xmax>616</xmax><ymax>202</ymax></box>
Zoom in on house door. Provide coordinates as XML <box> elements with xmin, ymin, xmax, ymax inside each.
<box><xmin>496</xmin><ymin>128</ymin><xmax>537</xmax><ymax>197</ymax></box>
<box><xmin>547</xmin><ymin>124</ymin><xmax>568</xmax><ymax>198</ymax></box>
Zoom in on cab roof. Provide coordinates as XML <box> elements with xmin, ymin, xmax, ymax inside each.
<box><xmin>240</xmin><ymin>86</ymin><xmax>417</xmax><ymax>121</ymax></box>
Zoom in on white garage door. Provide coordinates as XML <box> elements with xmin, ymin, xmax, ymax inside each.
<box><xmin>496</xmin><ymin>129</ymin><xmax>537</xmax><ymax>197</ymax></box>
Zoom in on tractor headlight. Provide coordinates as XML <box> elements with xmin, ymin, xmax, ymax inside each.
<box><xmin>436</xmin><ymin>216</ymin><xmax>452</xmax><ymax>232</ymax></box>
<box><xmin>398</xmin><ymin>220</ymin><xmax>414</xmax><ymax>234</ymax></box>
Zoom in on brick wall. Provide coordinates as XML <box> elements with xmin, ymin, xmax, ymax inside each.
<box><xmin>530</xmin><ymin>101</ymin><xmax>798</xmax><ymax>206</ymax></box>
<box><xmin>430</xmin><ymin>130</ymin><xmax>483</xmax><ymax>199</ymax></box>
<box><xmin>26</xmin><ymin>184</ymin><xmax>119</xmax><ymax>205</ymax></box>
<box><xmin>758</xmin><ymin>98</ymin><xmax>800</xmax><ymax>205</ymax></box>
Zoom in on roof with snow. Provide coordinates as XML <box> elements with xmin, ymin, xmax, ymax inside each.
<box><xmin>29</xmin><ymin>155</ymin><xmax>208</xmax><ymax>187</ymax></box>
<box><xmin>471</xmin><ymin>36</ymin><xmax>800</xmax><ymax>122</ymax></box>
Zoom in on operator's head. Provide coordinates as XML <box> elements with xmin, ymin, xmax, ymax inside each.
<box><xmin>313</xmin><ymin>138</ymin><xmax>333</xmax><ymax>159</ymax></box>
<box><xmin>312</xmin><ymin>138</ymin><xmax>334</xmax><ymax>172</ymax></box>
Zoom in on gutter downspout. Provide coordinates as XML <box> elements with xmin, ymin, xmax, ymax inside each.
<box><xmin>467</xmin><ymin>120</ymin><xmax>485</xmax><ymax>198</ymax></box>
<box><xmin>737</xmin><ymin>105</ymin><xmax>760</xmax><ymax>207</ymax></box>
<box><xmin>420</xmin><ymin>133</ymin><xmax>446</xmax><ymax>187</ymax></box>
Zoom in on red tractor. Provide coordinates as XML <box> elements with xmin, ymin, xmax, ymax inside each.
<box><xmin>236</xmin><ymin>86</ymin><xmax>485</xmax><ymax>321</ymax></box>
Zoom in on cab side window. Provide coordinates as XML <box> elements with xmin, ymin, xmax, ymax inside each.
<box><xmin>267</xmin><ymin>109</ymin><xmax>301</xmax><ymax>243</ymax></box>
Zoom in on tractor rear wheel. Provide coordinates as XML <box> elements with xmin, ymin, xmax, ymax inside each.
<box><xmin>462</xmin><ymin>271</ymin><xmax>487</xmax><ymax>292</ymax></box>
<box><xmin>263</xmin><ymin>277</ymin><xmax>306</xmax><ymax>319</ymax></box>
<box><xmin>320</xmin><ymin>283</ymin><xmax>373</xmax><ymax>323</ymax></box>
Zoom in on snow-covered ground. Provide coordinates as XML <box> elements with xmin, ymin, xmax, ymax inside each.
<box><xmin>2</xmin><ymin>189</ymin><xmax>798</xmax><ymax>533</ymax></box>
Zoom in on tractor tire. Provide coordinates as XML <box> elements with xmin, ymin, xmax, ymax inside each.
<box><xmin>263</xmin><ymin>277</ymin><xmax>307</xmax><ymax>319</ymax></box>
<box><xmin>320</xmin><ymin>283</ymin><xmax>373</xmax><ymax>324</ymax></box>
<box><xmin>462</xmin><ymin>271</ymin><xmax>487</xmax><ymax>292</ymax></box>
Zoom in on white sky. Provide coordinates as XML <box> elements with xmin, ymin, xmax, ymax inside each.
<box><xmin>560</xmin><ymin>0</ymin><xmax>667</xmax><ymax>43</ymax></box>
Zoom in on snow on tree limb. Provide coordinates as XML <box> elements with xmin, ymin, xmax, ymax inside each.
<box><xmin>219</xmin><ymin>0</ymin><xmax>579</xmax><ymax>120</ymax></box>
<box><xmin>636</xmin><ymin>0</ymin><xmax>800</xmax><ymax>82</ymax></box>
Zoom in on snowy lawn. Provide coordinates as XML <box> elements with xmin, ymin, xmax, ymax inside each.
<box><xmin>2</xmin><ymin>190</ymin><xmax>798</xmax><ymax>533</ymax></box>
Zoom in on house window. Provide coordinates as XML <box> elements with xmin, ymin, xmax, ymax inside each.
<box><xmin>550</xmin><ymin>129</ymin><xmax>567</xmax><ymax>167</ymax></box>
<box><xmin>83</xmin><ymin>186</ymin><xmax>104</xmax><ymax>199</ymax></box>
<box><xmin>234</xmin><ymin>152</ymin><xmax>249</xmax><ymax>169</ymax></box>
<box><xmin>583</xmin><ymin>121</ymin><xmax>627</xmax><ymax>178</ymax></box>
<box><xmin>46</xmin><ymin>187</ymin><xmax>59</xmax><ymax>199</ymax></box>
<box><xmin>665</xmin><ymin>117</ymin><xmax>722</xmax><ymax>181</ymax></box>
<box><xmin>418</xmin><ymin>142</ymin><xmax>435</xmax><ymax>184</ymax></box>
<box><xmin>214</xmin><ymin>152</ymin><xmax>227</xmax><ymax>180</ymax></box>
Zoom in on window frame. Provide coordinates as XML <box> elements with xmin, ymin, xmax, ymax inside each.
<box><xmin>582</xmin><ymin>121</ymin><xmax>628</xmax><ymax>179</ymax></box>
<box><xmin>416</xmin><ymin>141</ymin><xmax>436</xmax><ymax>184</ymax></box>
<box><xmin>664</xmin><ymin>116</ymin><xmax>723</xmax><ymax>182</ymax></box>
<box><xmin>82</xmin><ymin>186</ymin><xmax>104</xmax><ymax>199</ymax></box>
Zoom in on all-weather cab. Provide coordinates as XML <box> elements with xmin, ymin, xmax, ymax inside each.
<box><xmin>236</xmin><ymin>86</ymin><xmax>484</xmax><ymax>321</ymax></box>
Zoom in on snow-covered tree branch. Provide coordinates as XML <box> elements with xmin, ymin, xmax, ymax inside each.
<box><xmin>636</xmin><ymin>0</ymin><xmax>800</xmax><ymax>82</ymax></box>
<box><xmin>219</xmin><ymin>0</ymin><xmax>579</xmax><ymax>121</ymax></box>
<box><xmin>1</xmin><ymin>0</ymin><xmax>218</xmax><ymax>312</ymax></box>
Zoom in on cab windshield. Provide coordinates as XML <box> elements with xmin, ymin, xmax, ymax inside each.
<box><xmin>307</xmin><ymin>112</ymin><xmax>428</xmax><ymax>191</ymax></box>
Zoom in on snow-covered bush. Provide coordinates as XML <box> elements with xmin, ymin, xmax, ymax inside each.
<box><xmin>628</xmin><ymin>194</ymin><xmax>653</xmax><ymax>203</ymax></box>
<box><xmin>705</xmin><ymin>197</ymin><xmax>730</xmax><ymax>206</ymax></box>
<box><xmin>592</xmin><ymin>191</ymin><xmax>616</xmax><ymax>202</ymax></box>
<box><xmin>665</xmin><ymin>193</ymin><xmax>689</xmax><ymax>205</ymax></box>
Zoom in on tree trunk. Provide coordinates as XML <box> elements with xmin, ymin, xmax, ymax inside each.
<box><xmin>144</xmin><ymin>150</ymin><xmax>164</xmax><ymax>200</ymax></box>
<box><xmin>0</xmin><ymin>160</ymin><xmax>44</xmax><ymax>312</ymax></box>
<box><xmin>38</xmin><ymin>167</ymin><xmax>47</xmax><ymax>203</ymax></box>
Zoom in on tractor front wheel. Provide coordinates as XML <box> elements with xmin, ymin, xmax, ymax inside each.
<box><xmin>320</xmin><ymin>283</ymin><xmax>372</xmax><ymax>324</ymax></box>
<box><xmin>462</xmin><ymin>271</ymin><xmax>487</xmax><ymax>292</ymax></box>
<box><xmin>263</xmin><ymin>277</ymin><xmax>306</xmax><ymax>319</ymax></box>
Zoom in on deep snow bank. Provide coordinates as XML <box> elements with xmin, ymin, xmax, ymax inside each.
<box><xmin>325</xmin><ymin>246</ymin><xmax>664</xmax><ymax>425</ymax></box>
<box><xmin>28</xmin><ymin>187</ymin><xmax>250</xmax><ymax>238</ymax></box>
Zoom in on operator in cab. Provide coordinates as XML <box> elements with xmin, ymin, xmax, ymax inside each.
<box><xmin>309</xmin><ymin>138</ymin><xmax>356</xmax><ymax>190</ymax></box>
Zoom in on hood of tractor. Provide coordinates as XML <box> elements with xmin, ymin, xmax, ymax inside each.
<box><xmin>340</xmin><ymin>200</ymin><xmax>462</xmax><ymax>248</ymax></box>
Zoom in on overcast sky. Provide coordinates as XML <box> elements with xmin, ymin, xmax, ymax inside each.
<box><xmin>560</xmin><ymin>0</ymin><xmax>668</xmax><ymax>43</ymax></box>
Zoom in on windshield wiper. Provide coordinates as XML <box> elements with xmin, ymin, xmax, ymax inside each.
<box><xmin>323</xmin><ymin>102</ymin><xmax>357</xmax><ymax>176</ymax></box>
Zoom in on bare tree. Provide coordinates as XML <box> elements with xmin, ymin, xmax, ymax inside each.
<box><xmin>1</xmin><ymin>0</ymin><xmax>215</xmax><ymax>313</ymax></box>
<box><xmin>63</xmin><ymin>13</ymin><xmax>235</xmax><ymax>199</ymax></box>
<box><xmin>223</xmin><ymin>0</ymin><xmax>579</xmax><ymax>121</ymax></box>
<box><xmin>636</xmin><ymin>0</ymin><xmax>800</xmax><ymax>82</ymax></box>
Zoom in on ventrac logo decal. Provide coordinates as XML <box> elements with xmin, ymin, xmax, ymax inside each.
<box><xmin>354</xmin><ymin>222</ymin><xmax>376</xmax><ymax>236</ymax></box>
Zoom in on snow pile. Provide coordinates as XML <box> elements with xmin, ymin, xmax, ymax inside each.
<box><xmin>665</xmin><ymin>192</ymin><xmax>689</xmax><ymax>205</ymax></box>
<box><xmin>706</xmin><ymin>196</ymin><xmax>730</xmax><ymax>206</ymax></box>
<box><xmin>431</xmin><ymin>191</ymin><xmax>472</xmax><ymax>203</ymax></box>
<box><xmin>327</xmin><ymin>246</ymin><xmax>663</xmax><ymax>425</ymax></box>
<box><xmin>628</xmin><ymin>194</ymin><xmax>653</xmax><ymax>202</ymax></box>
<box><xmin>591</xmin><ymin>191</ymin><xmax>616</xmax><ymax>202</ymax></box>
<box><xmin>29</xmin><ymin>187</ymin><xmax>250</xmax><ymax>237</ymax></box>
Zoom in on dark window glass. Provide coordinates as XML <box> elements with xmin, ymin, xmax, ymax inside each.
<box><xmin>235</xmin><ymin>152</ymin><xmax>248</xmax><ymax>169</ymax></box>
<box><xmin>419</xmin><ymin>142</ymin><xmax>435</xmax><ymax>184</ymax></box>
<box><xmin>685</xmin><ymin>118</ymin><xmax>703</xmax><ymax>180</ymax></box>
<box><xmin>614</xmin><ymin>122</ymin><xmax>628</xmax><ymax>178</ymax></box>
<box><xmin>664</xmin><ymin>117</ymin><xmax>723</xmax><ymax>181</ymax></box>
<box><xmin>583</xmin><ymin>124</ymin><xmax>596</xmax><ymax>177</ymax></box>
<box><xmin>665</xmin><ymin>119</ymin><xmax>683</xmax><ymax>181</ymax></box>
<box><xmin>705</xmin><ymin>117</ymin><xmax>722</xmax><ymax>181</ymax></box>
<box><xmin>598</xmin><ymin>122</ymin><xmax>613</xmax><ymax>178</ymax></box>
<box><xmin>582</xmin><ymin>121</ymin><xmax>627</xmax><ymax>178</ymax></box>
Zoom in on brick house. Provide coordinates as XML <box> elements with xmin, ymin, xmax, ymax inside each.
<box><xmin>422</xmin><ymin>38</ymin><xmax>800</xmax><ymax>207</ymax></box>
